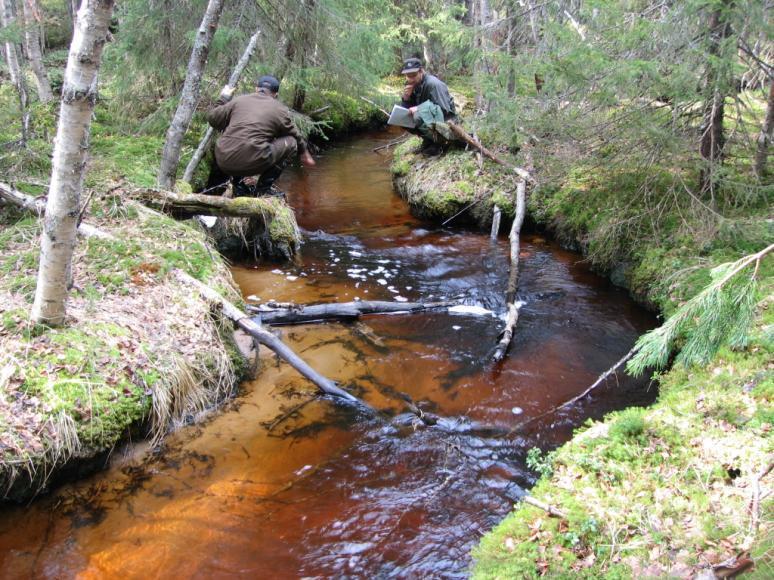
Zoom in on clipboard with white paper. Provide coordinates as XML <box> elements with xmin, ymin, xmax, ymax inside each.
<box><xmin>387</xmin><ymin>105</ymin><xmax>416</xmax><ymax>129</ymax></box>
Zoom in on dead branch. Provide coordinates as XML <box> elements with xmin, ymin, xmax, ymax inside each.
<box><xmin>522</xmin><ymin>495</ymin><xmax>568</xmax><ymax>519</ymax></box>
<box><xmin>491</xmin><ymin>178</ymin><xmax>527</xmax><ymax>362</ymax></box>
<box><xmin>173</xmin><ymin>269</ymin><xmax>373</xmax><ymax>411</ymax></box>
<box><xmin>359</xmin><ymin>96</ymin><xmax>390</xmax><ymax>117</ymax></box>
<box><xmin>447</xmin><ymin>122</ymin><xmax>532</xmax><ymax>182</ymax></box>
<box><xmin>0</xmin><ymin>181</ymin><xmax>114</xmax><ymax>240</ymax></box>
<box><xmin>247</xmin><ymin>299</ymin><xmax>454</xmax><ymax>325</ymax></box>
<box><xmin>507</xmin><ymin>347</ymin><xmax>637</xmax><ymax>436</ymax></box>
<box><xmin>373</xmin><ymin>134</ymin><xmax>410</xmax><ymax>152</ymax></box>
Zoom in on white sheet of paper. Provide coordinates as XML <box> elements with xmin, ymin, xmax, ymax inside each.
<box><xmin>387</xmin><ymin>105</ymin><xmax>416</xmax><ymax>129</ymax></box>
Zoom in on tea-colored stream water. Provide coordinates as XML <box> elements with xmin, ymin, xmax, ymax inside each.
<box><xmin>0</xmin><ymin>130</ymin><xmax>656</xmax><ymax>578</ymax></box>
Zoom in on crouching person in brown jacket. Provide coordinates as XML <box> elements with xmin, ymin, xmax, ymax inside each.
<box><xmin>205</xmin><ymin>75</ymin><xmax>315</xmax><ymax>197</ymax></box>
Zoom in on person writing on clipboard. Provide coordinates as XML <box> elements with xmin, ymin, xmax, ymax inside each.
<box><xmin>398</xmin><ymin>57</ymin><xmax>457</xmax><ymax>156</ymax></box>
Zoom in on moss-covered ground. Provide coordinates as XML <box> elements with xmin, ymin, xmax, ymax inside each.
<box><xmin>390</xmin><ymin>86</ymin><xmax>772</xmax><ymax>576</ymax></box>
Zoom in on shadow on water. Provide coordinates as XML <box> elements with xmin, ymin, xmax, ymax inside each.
<box><xmin>0</xmin><ymin>129</ymin><xmax>657</xmax><ymax>578</ymax></box>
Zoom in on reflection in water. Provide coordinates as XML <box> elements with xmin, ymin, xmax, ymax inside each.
<box><xmin>0</xmin><ymin>130</ymin><xmax>656</xmax><ymax>578</ymax></box>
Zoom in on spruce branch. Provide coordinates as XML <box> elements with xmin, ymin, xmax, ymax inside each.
<box><xmin>627</xmin><ymin>243</ymin><xmax>773</xmax><ymax>376</ymax></box>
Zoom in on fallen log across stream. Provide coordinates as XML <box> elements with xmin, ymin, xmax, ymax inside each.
<box><xmin>172</xmin><ymin>269</ymin><xmax>374</xmax><ymax>411</ymax></box>
<box><xmin>246</xmin><ymin>299</ymin><xmax>454</xmax><ymax>325</ymax></box>
<box><xmin>132</xmin><ymin>187</ymin><xmax>284</xmax><ymax>218</ymax></box>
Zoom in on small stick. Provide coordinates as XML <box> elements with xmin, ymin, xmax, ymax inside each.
<box><xmin>523</xmin><ymin>495</ymin><xmax>567</xmax><ymax>519</ymax></box>
<box><xmin>308</xmin><ymin>105</ymin><xmax>331</xmax><ymax>116</ymax></box>
<box><xmin>360</xmin><ymin>96</ymin><xmax>390</xmax><ymax>117</ymax></box>
<box><xmin>373</xmin><ymin>135</ymin><xmax>410</xmax><ymax>152</ymax></box>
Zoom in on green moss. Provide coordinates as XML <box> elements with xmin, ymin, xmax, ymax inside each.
<box><xmin>474</xmin><ymin>335</ymin><xmax>773</xmax><ymax>577</ymax></box>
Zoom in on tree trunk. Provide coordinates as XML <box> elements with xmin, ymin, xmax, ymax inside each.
<box><xmin>30</xmin><ymin>0</ymin><xmax>115</xmax><ymax>325</ymax></box>
<box><xmin>21</xmin><ymin>0</ymin><xmax>53</xmax><ymax>102</ymax></box>
<box><xmin>183</xmin><ymin>29</ymin><xmax>261</xmax><ymax>184</ymax></box>
<box><xmin>157</xmin><ymin>0</ymin><xmax>225</xmax><ymax>190</ymax></box>
<box><xmin>699</xmin><ymin>2</ymin><xmax>732</xmax><ymax>196</ymax></box>
<box><xmin>754</xmin><ymin>80</ymin><xmax>774</xmax><ymax>178</ymax></box>
<box><xmin>133</xmin><ymin>187</ymin><xmax>296</xmax><ymax>218</ymax></box>
<box><xmin>249</xmin><ymin>300</ymin><xmax>453</xmax><ymax>325</ymax></box>
<box><xmin>1</xmin><ymin>0</ymin><xmax>30</xmax><ymax>143</ymax></box>
<box><xmin>491</xmin><ymin>178</ymin><xmax>526</xmax><ymax>363</ymax></box>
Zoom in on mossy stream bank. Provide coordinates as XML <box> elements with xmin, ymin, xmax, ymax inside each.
<box><xmin>0</xmin><ymin>201</ymin><xmax>253</xmax><ymax>502</ymax></box>
<box><xmin>0</xmin><ymin>84</ymin><xmax>394</xmax><ymax>502</ymax></box>
<box><xmin>390</xmin><ymin>137</ymin><xmax>773</xmax><ymax>578</ymax></box>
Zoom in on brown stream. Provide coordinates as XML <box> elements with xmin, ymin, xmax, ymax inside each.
<box><xmin>0</xmin><ymin>130</ymin><xmax>656</xmax><ymax>578</ymax></box>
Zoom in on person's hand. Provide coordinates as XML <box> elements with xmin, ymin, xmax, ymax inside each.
<box><xmin>402</xmin><ymin>83</ymin><xmax>414</xmax><ymax>101</ymax></box>
<box><xmin>300</xmin><ymin>150</ymin><xmax>316</xmax><ymax>167</ymax></box>
<box><xmin>220</xmin><ymin>85</ymin><xmax>235</xmax><ymax>99</ymax></box>
<box><xmin>409</xmin><ymin>106</ymin><xmax>418</xmax><ymax>117</ymax></box>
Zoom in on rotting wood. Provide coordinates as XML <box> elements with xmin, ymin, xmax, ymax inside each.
<box><xmin>490</xmin><ymin>178</ymin><xmax>526</xmax><ymax>363</ymax></box>
<box><xmin>182</xmin><ymin>30</ymin><xmax>261</xmax><ymax>184</ymax></box>
<box><xmin>172</xmin><ymin>269</ymin><xmax>374</xmax><ymax>411</ymax></box>
<box><xmin>246</xmin><ymin>299</ymin><xmax>454</xmax><ymax>325</ymax></box>
<box><xmin>0</xmin><ymin>181</ymin><xmax>114</xmax><ymax>240</ymax></box>
<box><xmin>523</xmin><ymin>495</ymin><xmax>567</xmax><ymax>519</ymax></box>
<box><xmin>133</xmin><ymin>187</ymin><xmax>284</xmax><ymax>218</ymax></box>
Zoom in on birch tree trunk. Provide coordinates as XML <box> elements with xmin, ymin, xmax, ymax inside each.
<box><xmin>182</xmin><ymin>29</ymin><xmax>261</xmax><ymax>184</ymax></box>
<box><xmin>1</xmin><ymin>0</ymin><xmax>30</xmax><ymax>143</ymax></box>
<box><xmin>30</xmin><ymin>0</ymin><xmax>115</xmax><ymax>325</ymax></box>
<box><xmin>754</xmin><ymin>81</ymin><xmax>774</xmax><ymax>178</ymax></box>
<box><xmin>157</xmin><ymin>0</ymin><xmax>225</xmax><ymax>190</ymax></box>
<box><xmin>21</xmin><ymin>0</ymin><xmax>53</xmax><ymax>102</ymax></box>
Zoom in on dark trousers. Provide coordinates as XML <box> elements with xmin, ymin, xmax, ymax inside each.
<box><xmin>204</xmin><ymin>136</ymin><xmax>297</xmax><ymax>196</ymax></box>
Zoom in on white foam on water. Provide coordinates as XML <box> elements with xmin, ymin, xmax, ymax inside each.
<box><xmin>377</xmin><ymin>279</ymin><xmax>387</xmax><ymax>285</ymax></box>
<box><xmin>449</xmin><ymin>305</ymin><xmax>496</xmax><ymax>317</ymax></box>
<box><xmin>349</xmin><ymin>251</ymin><xmax>362</xmax><ymax>257</ymax></box>
<box><xmin>286</xmin><ymin>275</ymin><xmax>298</xmax><ymax>281</ymax></box>
<box><xmin>271</xmin><ymin>269</ymin><xmax>283</xmax><ymax>275</ymax></box>
<box><xmin>394</xmin><ymin>296</ymin><xmax>408</xmax><ymax>302</ymax></box>
<box><xmin>452</xmin><ymin>325</ymin><xmax>462</xmax><ymax>330</ymax></box>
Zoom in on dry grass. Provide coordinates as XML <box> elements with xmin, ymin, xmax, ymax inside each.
<box><xmin>0</xmin><ymin>203</ymin><xmax>242</xmax><ymax>499</ymax></box>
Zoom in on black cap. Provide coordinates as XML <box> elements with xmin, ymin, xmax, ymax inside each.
<box><xmin>400</xmin><ymin>58</ymin><xmax>422</xmax><ymax>74</ymax></box>
<box><xmin>256</xmin><ymin>75</ymin><xmax>280</xmax><ymax>93</ymax></box>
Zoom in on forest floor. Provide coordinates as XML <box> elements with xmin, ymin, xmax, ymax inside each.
<box><xmin>0</xmin><ymin>81</ymin><xmax>386</xmax><ymax>501</ymax></box>
<box><xmin>390</xmin><ymin>109</ymin><xmax>772</xmax><ymax>577</ymax></box>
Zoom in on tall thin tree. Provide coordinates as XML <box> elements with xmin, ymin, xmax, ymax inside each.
<box><xmin>31</xmin><ymin>0</ymin><xmax>115</xmax><ymax>325</ymax></box>
<box><xmin>21</xmin><ymin>0</ymin><xmax>53</xmax><ymax>102</ymax></box>
<box><xmin>157</xmin><ymin>0</ymin><xmax>225</xmax><ymax>190</ymax></box>
<box><xmin>1</xmin><ymin>0</ymin><xmax>30</xmax><ymax>143</ymax></box>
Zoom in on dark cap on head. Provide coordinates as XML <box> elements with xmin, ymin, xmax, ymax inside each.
<box><xmin>256</xmin><ymin>75</ymin><xmax>280</xmax><ymax>93</ymax></box>
<box><xmin>400</xmin><ymin>58</ymin><xmax>422</xmax><ymax>74</ymax></box>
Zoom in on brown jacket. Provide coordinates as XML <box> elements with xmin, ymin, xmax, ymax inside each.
<box><xmin>207</xmin><ymin>92</ymin><xmax>307</xmax><ymax>176</ymax></box>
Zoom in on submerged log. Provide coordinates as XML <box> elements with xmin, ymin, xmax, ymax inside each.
<box><xmin>247</xmin><ymin>300</ymin><xmax>453</xmax><ymax>325</ymax></box>
<box><xmin>173</xmin><ymin>269</ymin><xmax>373</xmax><ymax>410</ymax></box>
<box><xmin>133</xmin><ymin>187</ymin><xmax>285</xmax><ymax>218</ymax></box>
<box><xmin>491</xmin><ymin>178</ymin><xmax>527</xmax><ymax>363</ymax></box>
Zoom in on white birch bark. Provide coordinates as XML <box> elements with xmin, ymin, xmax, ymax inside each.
<box><xmin>30</xmin><ymin>0</ymin><xmax>115</xmax><ymax>325</ymax></box>
<box><xmin>1</xmin><ymin>0</ymin><xmax>30</xmax><ymax>141</ymax></box>
<box><xmin>157</xmin><ymin>0</ymin><xmax>225</xmax><ymax>190</ymax></box>
<box><xmin>21</xmin><ymin>0</ymin><xmax>53</xmax><ymax>102</ymax></box>
<box><xmin>182</xmin><ymin>29</ymin><xmax>261</xmax><ymax>184</ymax></box>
